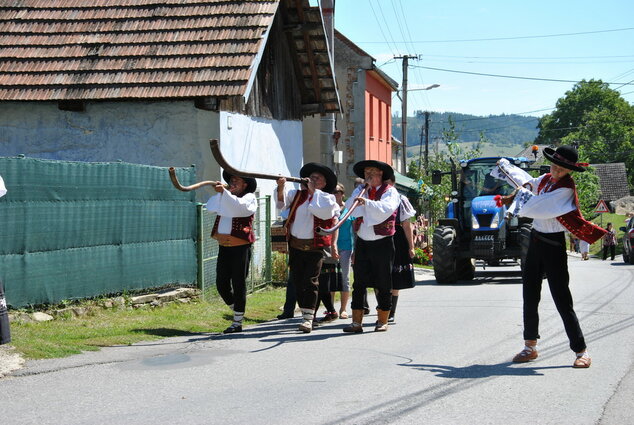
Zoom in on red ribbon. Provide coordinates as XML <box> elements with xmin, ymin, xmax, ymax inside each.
<box><xmin>494</xmin><ymin>195</ymin><xmax>503</xmax><ymax>208</ymax></box>
<box><xmin>553</xmin><ymin>152</ymin><xmax>589</xmax><ymax>168</ymax></box>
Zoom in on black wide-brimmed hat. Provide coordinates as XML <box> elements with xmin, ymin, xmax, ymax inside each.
<box><xmin>543</xmin><ymin>145</ymin><xmax>587</xmax><ymax>172</ymax></box>
<box><xmin>222</xmin><ymin>170</ymin><xmax>257</xmax><ymax>194</ymax></box>
<box><xmin>353</xmin><ymin>160</ymin><xmax>395</xmax><ymax>182</ymax></box>
<box><xmin>300</xmin><ymin>162</ymin><xmax>337</xmax><ymax>194</ymax></box>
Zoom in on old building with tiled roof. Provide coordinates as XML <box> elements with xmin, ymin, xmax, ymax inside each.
<box><xmin>303</xmin><ymin>29</ymin><xmax>399</xmax><ymax>196</ymax></box>
<box><xmin>0</xmin><ymin>0</ymin><xmax>340</xmax><ymax>198</ymax></box>
<box><xmin>592</xmin><ymin>162</ymin><xmax>630</xmax><ymax>203</ymax></box>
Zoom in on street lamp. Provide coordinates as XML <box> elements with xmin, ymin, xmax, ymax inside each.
<box><xmin>399</xmin><ymin>84</ymin><xmax>439</xmax><ymax>176</ymax></box>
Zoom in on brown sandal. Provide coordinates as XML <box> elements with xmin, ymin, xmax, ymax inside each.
<box><xmin>573</xmin><ymin>352</ymin><xmax>591</xmax><ymax>368</ymax></box>
<box><xmin>512</xmin><ymin>340</ymin><xmax>538</xmax><ymax>363</ymax></box>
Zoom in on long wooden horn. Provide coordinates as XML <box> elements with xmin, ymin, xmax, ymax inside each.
<box><xmin>316</xmin><ymin>183</ymin><xmax>370</xmax><ymax>236</ymax></box>
<box><xmin>209</xmin><ymin>139</ymin><xmax>306</xmax><ymax>183</ymax></box>
<box><xmin>168</xmin><ymin>167</ymin><xmax>222</xmax><ymax>192</ymax></box>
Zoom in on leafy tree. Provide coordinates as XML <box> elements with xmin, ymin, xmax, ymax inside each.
<box><xmin>536</xmin><ymin>79</ymin><xmax>634</xmax><ymax>190</ymax></box>
<box><xmin>574</xmin><ymin>166</ymin><xmax>602</xmax><ymax>219</ymax></box>
<box><xmin>406</xmin><ymin>117</ymin><xmax>487</xmax><ymax>231</ymax></box>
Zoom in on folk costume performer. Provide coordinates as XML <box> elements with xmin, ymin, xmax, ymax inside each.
<box><xmin>276</xmin><ymin>163</ymin><xmax>340</xmax><ymax>333</ymax></box>
<box><xmin>206</xmin><ymin>171</ymin><xmax>258</xmax><ymax>334</ymax></box>
<box><xmin>343</xmin><ymin>160</ymin><xmax>400</xmax><ymax>333</ymax></box>
<box><xmin>492</xmin><ymin>145</ymin><xmax>606</xmax><ymax>368</ymax></box>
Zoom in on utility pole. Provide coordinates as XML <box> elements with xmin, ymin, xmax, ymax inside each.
<box><xmin>417</xmin><ymin>111</ymin><xmax>430</xmax><ymax>175</ymax></box>
<box><xmin>395</xmin><ymin>54</ymin><xmax>417</xmax><ymax>175</ymax></box>
<box><xmin>424</xmin><ymin>111</ymin><xmax>430</xmax><ymax>173</ymax></box>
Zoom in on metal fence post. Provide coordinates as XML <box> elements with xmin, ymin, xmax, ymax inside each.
<box><xmin>196</xmin><ymin>203</ymin><xmax>204</xmax><ymax>290</ymax></box>
<box><xmin>264</xmin><ymin>195</ymin><xmax>272</xmax><ymax>283</ymax></box>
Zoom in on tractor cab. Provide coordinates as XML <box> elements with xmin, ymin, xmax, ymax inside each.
<box><xmin>431</xmin><ymin>156</ymin><xmax>535</xmax><ymax>283</ymax></box>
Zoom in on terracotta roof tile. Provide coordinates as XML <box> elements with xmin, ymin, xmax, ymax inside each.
<box><xmin>0</xmin><ymin>0</ymin><xmax>278</xmax><ymax>101</ymax></box>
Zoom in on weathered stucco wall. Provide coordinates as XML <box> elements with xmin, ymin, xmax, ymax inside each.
<box><xmin>0</xmin><ymin>101</ymin><xmax>219</xmax><ymax>195</ymax></box>
<box><xmin>0</xmin><ymin>102</ymin><xmax>303</xmax><ymax>203</ymax></box>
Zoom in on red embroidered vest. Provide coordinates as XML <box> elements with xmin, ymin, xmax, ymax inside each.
<box><xmin>211</xmin><ymin>215</ymin><xmax>255</xmax><ymax>244</ymax></box>
<box><xmin>537</xmin><ymin>174</ymin><xmax>607</xmax><ymax>244</ymax></box>
<box><xmin>353</xmin><ymin>184</ymin><xmax>397</xmax><ymax>236</ymax></box>
<box><xmin>285</xmin><ymin>190</ymin><xmax>336</xmax><ymax>248</ymax></box>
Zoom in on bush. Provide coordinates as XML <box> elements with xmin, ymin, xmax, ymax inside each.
<box><xmin>414</xmin><ymin>246</ymin><xmax>433</xmax><ymax>266</ymax></box>
<box><xmin>271</xmin><ymin>251</ymin><xmax>289</xmax><ymax>283</ymax></box>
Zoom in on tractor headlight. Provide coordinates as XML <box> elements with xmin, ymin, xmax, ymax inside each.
<box><xmin>490</xmin><ymin>213</ymin><xmax>500</xmax><ymax>229</ymax></box>
<box><xmin>471</xmin><ymin>214</ymin><xmax>480</xmax><ymax>229</ymax></box>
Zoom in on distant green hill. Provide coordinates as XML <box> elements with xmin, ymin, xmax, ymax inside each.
<box><xmin>393</xmin><ymin>112</ymin><xmax>539</xmax><ymax>160</ymax></box>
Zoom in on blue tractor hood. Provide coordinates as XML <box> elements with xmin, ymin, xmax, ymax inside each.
<box><xmin>471</xmin><ymin>195</ymin><xmax>505</xmax><ymax>231</ymax></box>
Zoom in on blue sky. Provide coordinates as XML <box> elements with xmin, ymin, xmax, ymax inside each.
<box><xmin>321</xmin><ymin>0</ymin><xmax>634</xmax><ymax>118</ymax></box>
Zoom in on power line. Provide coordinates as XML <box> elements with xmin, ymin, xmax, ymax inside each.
<box><xmin>366</xmin><ymin>0</ymin><xmax>398</xmax><ymax>55</ymax></box>
<box><xmin>425</xmin><ymin>54</ymin><xmax>634</xmax><ymax>60</ymax></box>
<box><xmin>354</xmin><ymin>27</ymin><xmax>634</xmax><ymax>44</ymax></box>
<box><xmin>411</xmin><ymin>65</ymin><xmax>634</xmax><ymax>85</ymax></box>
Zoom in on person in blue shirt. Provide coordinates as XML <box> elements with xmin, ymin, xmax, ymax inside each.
<box><xmin>334</xmin><ymin>183</ymin><xmax>354</xmax><ymax>319</ymax></box>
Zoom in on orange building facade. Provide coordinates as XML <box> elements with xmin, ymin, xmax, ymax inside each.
<box><xmin>364</xmin><ymin>70</ymin><xmax>393</xmax><ymax>165</ymax></box>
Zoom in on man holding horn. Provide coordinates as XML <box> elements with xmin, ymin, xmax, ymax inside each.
<box><xmin>276</xmin><ymin>163</ymin><xmax>340</xmax><ymax>333</ymax></box>
<box><xmin>492</xmin><ymin>145</ymin><xmax>606</xmax><ymax>368</ymax></box>
<box><xmin>343</xmin><ymin>160</ymin><xmax>400</xmax><ymax>333</ymax></box>
<box><xmin>206</xmin><ymin>171</ymin><xmax>258</xmax><ymax>334</ymax></box>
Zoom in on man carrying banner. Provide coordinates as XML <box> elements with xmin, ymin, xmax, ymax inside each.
<box><xmin>493</xmin><ymin>145</ymin><xmax>606</xmax><ymax>368</ymax></box>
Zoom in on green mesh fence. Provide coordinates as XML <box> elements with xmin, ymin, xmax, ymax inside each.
<box><xmin>0</xmin><ymin>156</ymin><xmax>198</xmax><ymax>308</ymax></box>
<box><xmin>199</xmin><ymin>196</ymin><xmax>272</xmax><ymax>302</ymax></box>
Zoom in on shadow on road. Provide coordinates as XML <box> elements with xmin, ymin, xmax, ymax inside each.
<box><xmin>131</xmin><ymin>328</ymin><xmax>202</xmax><ymax>337</ymax></box>
<box><xmin>399</xmin><ymin>362</ymin><xmax>569</xmax><ymax>378</ymax></box>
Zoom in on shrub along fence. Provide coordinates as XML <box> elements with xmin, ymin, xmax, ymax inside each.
<box><xmin>0</xmin><ymin>156</ymin><xmax>277</xmax><ymax>308</ymax></box>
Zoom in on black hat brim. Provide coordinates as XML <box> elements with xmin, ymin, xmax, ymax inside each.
<box><xmin>543</xmin><ymin>147</ymin><xmax>586</xmax><ymax>172</ymax></box>
<box><xmin>353</xmin><ymin>160</ymin><xmax>395</xmax><ymax>182</ymax></box>
<box><xmin>222</xmin><ymin>170</ymin><xmax>258</xmax><ymax>194</ymax></box>
<box><xmin>299</xmin><ymin>162</ymin><xmax>337</xmax><ymax>194</ymax></box>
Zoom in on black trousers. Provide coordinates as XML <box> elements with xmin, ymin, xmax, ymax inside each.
<box><xmin>0</xmin><ymin>278</ymin><xmax>10</xmax><ymax>345</ymax></box>
<box><xmin>522</xmin><ymin>231</ymin><xmax>586</xmax><ymax>353</ymax></box>
<box><xmin>288</xmin><ymin>248</ymin><xmax>324</xmax><ymax>310</ymax></box>
<box><xmin>602</xmin><ymin>245</ymin><xmax>615</xmax><ymax>260</ymax></box>
<box><xmin>351</xmin><ymin>236</ymin><xmax>395</xmax><ymax>311</ymax></box>
<box><xmin>216</xmin><ymin>244</ymin><xmax>252</xmax><ymax>313</ymax></box>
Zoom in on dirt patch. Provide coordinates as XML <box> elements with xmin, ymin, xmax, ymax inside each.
<box><xmin>0</xmin><ymin>345</ymin><xmax>25</xmax><ymax>378</ymax></box>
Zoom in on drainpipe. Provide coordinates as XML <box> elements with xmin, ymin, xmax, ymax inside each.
<box><xmin>320</xmin><ymin>0</ymin><xmax>335</xmax><ymax>171</ymax></box>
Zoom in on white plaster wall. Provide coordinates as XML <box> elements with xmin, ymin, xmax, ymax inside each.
<box><xmin>219</xmin><ymin>111</ymin><xmax>303</xmax><ymax>213</ymax></box>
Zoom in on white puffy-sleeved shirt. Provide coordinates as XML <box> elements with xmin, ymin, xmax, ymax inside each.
<box><xmin>206</xmin><ymin>190</ymin><xmax>258</xmax><ymax>235</ymax></box>
<box><xmin>277</xmin><ymin>188</ymin><xmax>340</xmax><ymax>239</ymax></box>
<box><xmin>398</xmin><ymin>194</ymin><xmax>416</xmax><ymax>222</ymax></box>
<box><xmin>345</xmin><ymin>184</ymin><xmax>401</xmax><ymax>241</ymax></box>
<box><xmin>0</xmin><ymin>175</ymin><xmax>6</xmax><ymax>198</ymax></box>
<box><xmin>492</xmin><ymin>160</ymin><xmax>575</xmax><ymax>234</ymax></box>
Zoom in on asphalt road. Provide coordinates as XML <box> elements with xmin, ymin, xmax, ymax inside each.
<box><xmin>1</xmin><ymin>256</ymin><xmax>632</xmax><ymax>425</ymax></box>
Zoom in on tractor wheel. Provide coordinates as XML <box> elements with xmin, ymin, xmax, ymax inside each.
<box><xmin>433</xmin><ymin>225</ymin><xmax>458</xmax><ymax>284</ymax></box>
<box><xmin>519</xmin><ymin>222</ymin><xmax>532</xmax><ymax>273</ymax></box>
<box><xmin>457</xmin><ymin>258</ymin><xmax>475</xmax><ymax>281</ymax></box>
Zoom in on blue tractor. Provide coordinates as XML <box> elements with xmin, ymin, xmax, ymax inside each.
<box><xmin>430</xmin><ymin>156</ymin><xmax>541</xmax><ymax>283</ymax></box>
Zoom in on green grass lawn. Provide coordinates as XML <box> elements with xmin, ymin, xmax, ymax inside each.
<box><xmin>10</xmin><ymin>287</ymin><xmax>287</xmax><ymax>360</ymax></box>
